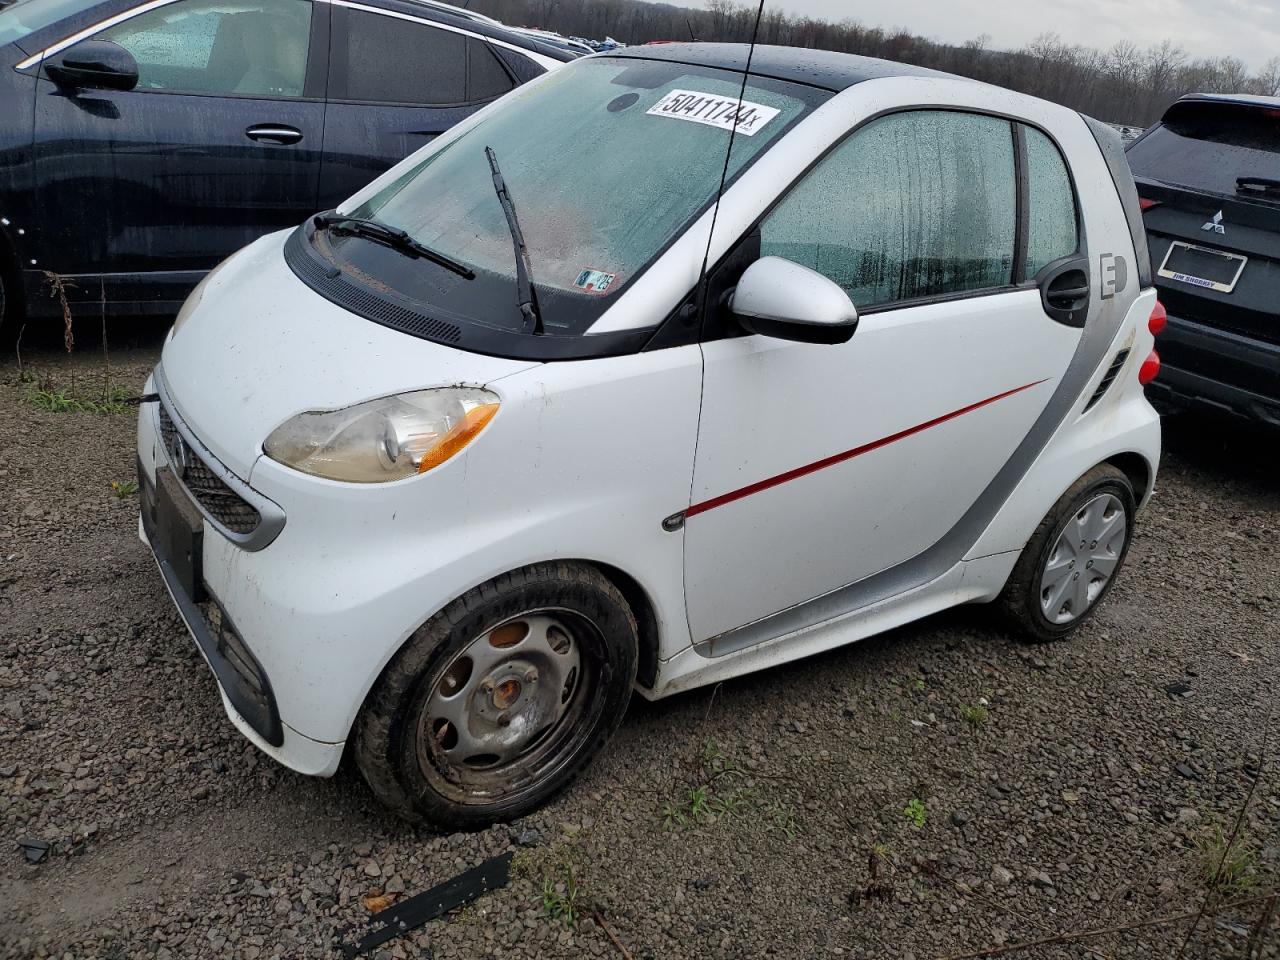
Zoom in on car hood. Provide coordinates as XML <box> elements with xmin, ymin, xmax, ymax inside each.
<box><xmin>158</xmin><ymin>229</ymin><xmax>540</xmax><ymax>479</ymax></box>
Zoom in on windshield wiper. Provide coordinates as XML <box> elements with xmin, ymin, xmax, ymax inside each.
<box><xmin>484</xmin><ymin>146</ymin><xmax>543</xmax><ymax>335</ymax></box>
<box><xmin>1237</xmin><ymin>176</ymin><xmax>1280</xmax><ymax>197</ymax></box>
<box><xmin>312</xmin><ymin>212</ymin><xmax>475</xmax><ymax>280</ymax></box>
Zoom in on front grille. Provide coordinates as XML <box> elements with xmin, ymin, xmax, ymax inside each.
<box><xmin>1084</xmin><ymin>349</ymin><xmax>1130</xmax><ymax>412</ymax></box>
<box><xmin>158</xmin><ymin>405</ymin><xmax>261</xmax><ymax>535</ymax></box>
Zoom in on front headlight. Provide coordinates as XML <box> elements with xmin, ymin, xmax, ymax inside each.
<box><xmin>263</xmin><ymin>388</ymin><xmax>500</xmax><ymax>483</ymax></box>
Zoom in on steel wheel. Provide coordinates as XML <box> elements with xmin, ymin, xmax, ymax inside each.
<box><xmin>1039</xmin><ymin>492</ymin><xmax>1127</xmax><ymax>624</ymax></box>
<box><xmin>416</xmin><ymin>610</ymin><xmax>595</xmax><ymax>804</ymax></box>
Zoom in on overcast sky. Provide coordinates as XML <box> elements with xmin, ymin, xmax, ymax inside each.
<box><xmin>682</xmin><ymin>0</ymin><xmax>1280</xmax><ymax>71</ymax></box>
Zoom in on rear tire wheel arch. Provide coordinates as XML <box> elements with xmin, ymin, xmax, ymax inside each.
<box><xmin>353</xmin><ymin>561</ymin><xmax>638</xmax><ymax>828</ymax></box>
<box><xmin>997</xmin><ymin>463</ymin><xmax>1137</xmax><ymax>643</ymax></box>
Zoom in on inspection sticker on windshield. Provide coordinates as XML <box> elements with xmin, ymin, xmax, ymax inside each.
<box><xmin>646</xmin><ymin>89</ymin><xmax>781</xmax><ymax>136</ymax></box>
<box><xmin>574</xmin><ymin>268</ymin><xmax>616</xmax><ymax>294</ymax></box>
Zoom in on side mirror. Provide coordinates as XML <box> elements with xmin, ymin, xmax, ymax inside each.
<box><xmin>729</xmin><ymin>256</ymin><xmax>859</xmax><ymax>345</ymax></box>
<box><xmin>45</xmin><ymin>40</ymin><xmax>139</xmax><ymax>92</ymax></box>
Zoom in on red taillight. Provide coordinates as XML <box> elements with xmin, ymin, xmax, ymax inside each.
<box><xmin>1149</xmin><ymin>300</ymin><xmax>1167</xmax><ymax>336</ymax></box>
<box><xmin>1138</xmin><ymin>350</ymin><xmax>1160</xmax><ymax>385</ymax></box>
<box><xmin>1139</xmin><ymin>197</ymin><xmax>1161</xmax><ymax>212</ymax></box>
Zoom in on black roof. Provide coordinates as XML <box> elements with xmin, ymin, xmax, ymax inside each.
<box><xmin>600</xmin><ymin>43</ymin><xmax>959</xmax><ymax>91</ymax></box>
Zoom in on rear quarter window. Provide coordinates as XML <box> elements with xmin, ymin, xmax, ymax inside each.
<box><xmin>1023</xmin><ymin>125</ymin><xmax>1079</xmax><ymax>276</ymax></box>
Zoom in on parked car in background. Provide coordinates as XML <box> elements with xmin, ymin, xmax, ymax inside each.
<box><xmin>1127</xmin><ymin>93</ymin><xmax>1280</xmax><ymax>428</ymax></box>
<box><xmin>0</xmin><ymin>0</ymin><xmax>569</xmax><ymax>326</ymax></box>
<box><xmin>512</xmin><ymin>27</ymin><xmax>593</xmax><ymax>57</ymax></box>
<box><xmin>137</xmin><ymin>44</ymin><xmax>1161</xmax><ymax>828</ymax></box>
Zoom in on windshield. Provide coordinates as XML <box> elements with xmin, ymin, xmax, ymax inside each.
<box><xmin>325</xmin><ymin>57</ymin><xmax>827</xmax><ymax>340</ymax></box>
<box><xmin>0</xmin><ymin>0</ymin><xmax>88</xmax><ymax>47</ymax></box>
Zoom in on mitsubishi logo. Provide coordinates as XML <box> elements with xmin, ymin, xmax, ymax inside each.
<box><xmin>1202</xmin><ymin>210</ymin><xmax>1225</xmax><ymax>235</ymax></box>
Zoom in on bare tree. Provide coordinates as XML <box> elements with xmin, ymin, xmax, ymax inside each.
<box><xmin>1252</xmin><ymin>55</ymin><xmax>1280</xmax><ymax>96</ymax></box>
<box><xmin>466</xmin><ymin>0</ymin><xmax>1279</xmax><ymax>124</ymax></box>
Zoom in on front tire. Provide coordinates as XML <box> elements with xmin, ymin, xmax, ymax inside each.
<box><xmin>997</xmin><ymin>464</ymin><xmax>1136</xmax><ymax>643</ymax></box>
<box><xmin>354</xmin><ymin>562</ymin><xmax>638</xmax><ymax>829</ymax></box>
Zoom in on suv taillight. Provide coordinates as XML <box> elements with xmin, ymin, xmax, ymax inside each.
<box><xmin>1139</xmin><ymin>197</ymin><xmax>1161</xmax><ymax>212</ymax></box>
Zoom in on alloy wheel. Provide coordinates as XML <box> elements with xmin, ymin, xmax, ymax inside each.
<box><xmin>1039</xmin><ymin>492</ymin><xmax>1128</xmax><ymax>624</ymax></box>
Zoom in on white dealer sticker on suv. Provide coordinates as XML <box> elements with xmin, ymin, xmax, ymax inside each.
<box><xmin>646</xmin><ymin>89</ymin><xmax>781</xmax><ymax>136</ymax></box>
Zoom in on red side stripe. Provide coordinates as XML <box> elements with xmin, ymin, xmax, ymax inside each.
<box><xmin>683</xmin><ymin>379</ymin><xmax>1049</xmax><ymax>520</ymax></box>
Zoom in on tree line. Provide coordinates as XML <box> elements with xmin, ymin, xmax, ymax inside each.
<box><xmin>467</xmin><ymin>0</ymin><xmax>1280</xmax><ymax>125</ymax></box>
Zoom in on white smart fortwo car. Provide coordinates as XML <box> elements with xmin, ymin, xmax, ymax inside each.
<box><xmin>138</xmin><ymin>44</ymin><xmax>1164</xmax><ymax>828</ymax></box>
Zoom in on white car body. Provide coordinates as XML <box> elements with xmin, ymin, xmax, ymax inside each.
<box><xmin>137</xmin><ymin>47</ymin><xmax>1161</xmax><ymax>780</ymax></box>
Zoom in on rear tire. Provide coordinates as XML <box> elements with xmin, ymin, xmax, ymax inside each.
<box><xmin>354</xmin><ymin>562</ymin><xmax>637</xmax><ymax>830</ymax></box>
<box><xmin>997</xmin><ymin>464</ymin><xmax>1136</xmax><ymax>643</ymax></box>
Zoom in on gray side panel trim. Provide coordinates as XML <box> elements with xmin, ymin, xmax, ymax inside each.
<box><xmin>1084</xmin><ymin>114</ymin><xmax>1153</xmax><ymax>288</ymax></box>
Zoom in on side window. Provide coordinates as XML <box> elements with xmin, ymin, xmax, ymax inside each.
<box><xmin>343</xmin><ymin>12</ymin><xmax>510</xmax><ymax>105</ymax></box>
<box><xmin>1023</xmin><ymin>126</ymin><xmax>1079</xmax><ymax>276</ymax></box>
<box><xmin>99</xmin><ymin>0</ymin><xmax>312</xmax><ymax>97</ymax></box>
<box><xmin>466</xmin><ymin>37</ymin><xmax>515</xmax><ymax>101</ymax></box>
<box><xmin>760</xmin><ymin>110</ymin><xmax>1017</xmax><ymax>308</ymax></box>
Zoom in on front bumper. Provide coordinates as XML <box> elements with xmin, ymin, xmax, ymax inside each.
<box><xmin>1146</xmin><ymin>314</ymin><xmax>1280</xmax><ymax>428</ymax></box>
<box><xmin>137</xmin><ymin>388</ymin><xmax>345</xmax><ymax>776</ymax></box>
<box><xmin>138</xmin><ymin>460</ymin><xmax>283</xmax><ymax>746</ymax></box>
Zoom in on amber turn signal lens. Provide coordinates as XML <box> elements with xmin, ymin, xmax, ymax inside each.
<box><xmin>418</xmin><ymin>403</ymin><xmax>499</xmax><ymax>473</ymax></box>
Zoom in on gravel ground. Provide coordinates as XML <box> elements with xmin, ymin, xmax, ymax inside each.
<box><xmin>2</xmin><ymin>327</ymin><xmax>1278</xmax><ymax>960</ymax></box>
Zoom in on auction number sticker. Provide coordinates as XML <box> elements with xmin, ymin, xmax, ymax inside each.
<box><xmin>646</xmin><ymin>89</ymin><xmax>781</xmax><ymax>136</ymax></box>
<box><xmin>574</xmin><ymin>268</ymin><xmax>616</xmax><ymax>293</ymax></box>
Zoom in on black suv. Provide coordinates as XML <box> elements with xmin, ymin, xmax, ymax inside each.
<box><xmin>1126</xmin><ymin>93</ymin><xmax>1280</xmax><ymax>427</ymax></box>
<box><xmin>0</xmin><ymin>0</ymin><xmax>570</xmax><ymax>326</ymax></box>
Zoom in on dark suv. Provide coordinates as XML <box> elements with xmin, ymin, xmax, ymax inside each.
<box><xmin>1126</xmin><ymin>93</ymin><xmax>1280</xmax><ymax>427</ymax></box>
<box><xmin>0</xmin><ymin>0</ymin><xmax>570</xmax><ymax>326</ymax></box>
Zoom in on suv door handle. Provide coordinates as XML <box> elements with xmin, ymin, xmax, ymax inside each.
<box><xmin>1038</xmin><ymin>255</ymin><xmax>1091</xmax><ymax>328</ymax></box>
<box><xmin>245</xmin><ymin>124</ymin><xmax>303</xmax><ymax>145</ymax></box>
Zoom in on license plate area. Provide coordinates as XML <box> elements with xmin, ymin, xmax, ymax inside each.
<box><xmin>1157</xmin><ymin>241</ymin><xmax>1248</xmax><ymax>294</ymax></box>
<box><xmin>155</xmin><ymin>466</ymin><xmax>205</xmax><ymax>602</ymax></box>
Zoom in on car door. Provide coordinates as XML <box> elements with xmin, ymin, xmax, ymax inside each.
<box><xmin>683</xmin><ymin>110</ymin><xmax>1088</xmax><ymax>646</ymax></box>
<box><xmin>31</xmin><ymin>0</ymin><xmax>327</xmax><ymax>307</ymax></box>
<box><xmin>318</xmin><ymin>4</ymin><xmax>518</xmax><ymax>207</ymax></box>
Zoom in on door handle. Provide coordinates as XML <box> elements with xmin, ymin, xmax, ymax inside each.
<box><xmin>1038</xmin><ymin>256</ymin><xmax>1091</xmax><ymax>328</ymax></box>
<box><xmin>246</xmin><ymin>124</ymin><xmax>303</xmax><ymax>145</ymax></box>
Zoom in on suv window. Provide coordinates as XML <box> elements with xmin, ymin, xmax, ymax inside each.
<box><xmin>1023</xmin><ymin>125</ymin><xmax>1079</xmax><ymax>276</ymax></box>
<box><xmin>343</xmin><ymin>11</ymin><xmax>512</xmax><ymax>105</ymax></box>
<box><xmin>760</xmin><ymin>110</ymin><xmax>1017</xmax><ymax>308</ymax></box>
<box><xmin>1127</xmin><ymin>101</ymin><xmax>1280</xmax><ymax>201</ymax></box>
<box><xmin>0</xmin><ymin>0</ymin><xmax>91</xmax><ymax>48</ymax></box>
<box><xmin>466</xmin><ymin>37</ymin><xmax>516</xmax><ymax>101</ymax></box>
<box><xmin>99</xmin><ymin>0</ymin><xmax>312</xmax><ymax>97</ymax></box>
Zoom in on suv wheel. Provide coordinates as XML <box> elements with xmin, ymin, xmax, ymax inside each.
<box><xmin>354</xmin><ymin>562</ymin><xmax>637</xmax><ymax>829</ymax></box>
<box><xmin>997</xmin><ymin>464</ymin><xmax>1136</xmax><ymax>643</ymax></box>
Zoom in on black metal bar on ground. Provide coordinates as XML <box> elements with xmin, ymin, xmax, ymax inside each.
<box><xmin>341</xmin><ymin>851</ymin><xmax>514</xmax><ymax>958</ymax></box>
